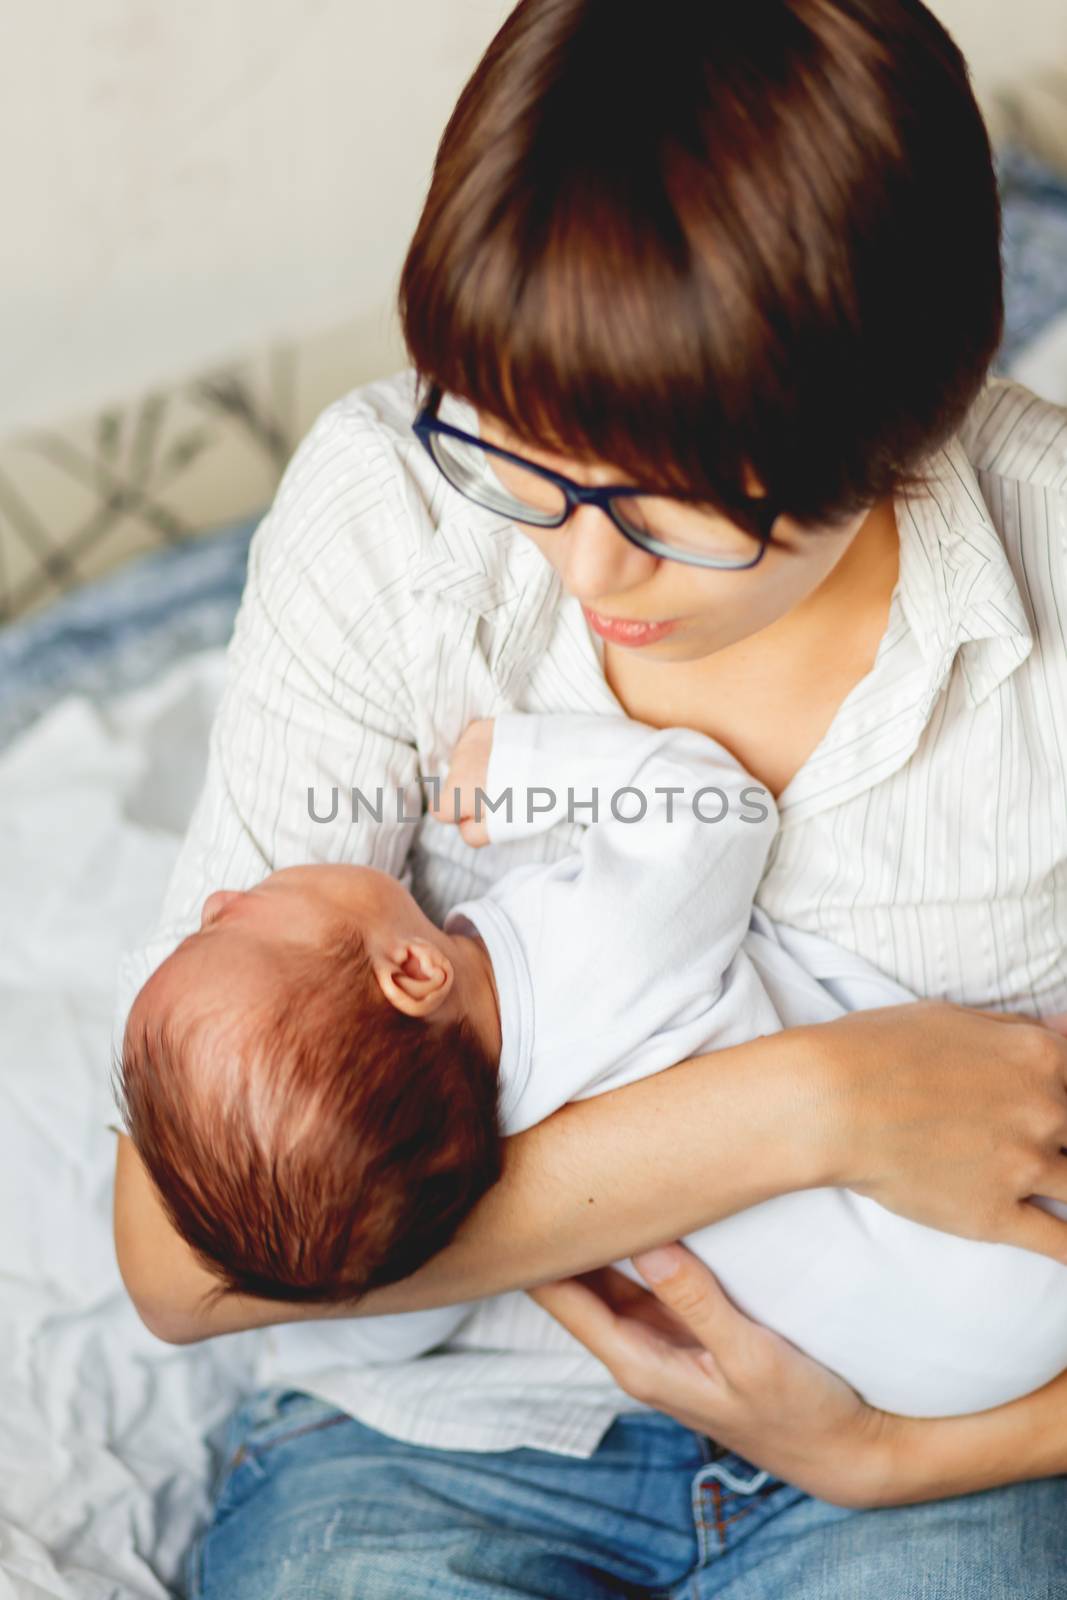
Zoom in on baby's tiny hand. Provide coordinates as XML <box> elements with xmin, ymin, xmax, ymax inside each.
<box><xmin>431</xmin><ymin>718</ymin><xmax>496</xmax><ymax>847</ymax></box>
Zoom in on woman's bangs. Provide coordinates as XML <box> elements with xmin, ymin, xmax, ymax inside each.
<box><xmin>409</xmin><ymin>191</ymin><xmax>755</xmax><ymax>511</ymax></box>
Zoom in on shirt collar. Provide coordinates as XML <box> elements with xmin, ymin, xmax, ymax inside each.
<box><xmin>893</xmin><ymin>434</ymin><xmax>1033</xmax><ymax>707</ymax></box>
<box><xmin>408</xmin><ymin>492</ymin><xmax>563</xmax><ymax>701</ymax></box>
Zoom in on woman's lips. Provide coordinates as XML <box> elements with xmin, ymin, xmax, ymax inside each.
<box><xmin>581</xmin><ymin>606</ymin><xmax>680</xmax><ymax>647</ymax></box>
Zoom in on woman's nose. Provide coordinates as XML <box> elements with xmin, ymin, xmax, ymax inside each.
<box><xmin>553</xmin><ymin>504</ymin><xmax>657</xmax><ymax>601</ymax></box>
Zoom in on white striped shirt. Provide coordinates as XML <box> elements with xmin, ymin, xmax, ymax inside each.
<box><xmin>113</xmin><ymin>366</ymin><xmax>1067</xmax><ymax>1457</ymax></box>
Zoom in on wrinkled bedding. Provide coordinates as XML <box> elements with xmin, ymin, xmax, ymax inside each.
<box><xmin>0</xmin><ymin>530</ymin><xmax>264</xmax><ymax>1599</ymax></box>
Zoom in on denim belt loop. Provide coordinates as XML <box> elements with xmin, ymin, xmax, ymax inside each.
<box><xmin>697</xmin><ymin>1458</ymin><xmax>771</xmax><ymax>1496</ymax></box>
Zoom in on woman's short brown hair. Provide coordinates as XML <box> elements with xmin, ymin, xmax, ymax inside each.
<box><xmin>398</xmin><ymin>0</ymin><xmax>1003</xmax><ymax>530</ymax></box>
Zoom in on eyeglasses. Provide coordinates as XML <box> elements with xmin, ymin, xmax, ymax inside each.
<box><xmin>412</xmin><ymin>384</ymin><xmax>780</xmax><ymax>571</ymax></box>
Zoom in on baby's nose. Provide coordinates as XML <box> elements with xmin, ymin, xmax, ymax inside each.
<box><xmin>201</xmin><ymin>889</ymin><xmax>241</xmax><ymax>928</ymax></box>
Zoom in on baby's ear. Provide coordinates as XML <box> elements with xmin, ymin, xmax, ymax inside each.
<box><xmin>374</xmin><ymin>938</ymin><xmax>454</xmax><ymax>1019</ymax></box>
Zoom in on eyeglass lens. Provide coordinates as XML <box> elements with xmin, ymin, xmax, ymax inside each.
<box><xmin>427</xmin><ymin>430</ymin><xmax>764</xmax><ymax>562</ymax></box>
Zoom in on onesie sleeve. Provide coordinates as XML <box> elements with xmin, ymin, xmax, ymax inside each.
<box><xmin>478</xmin><ymin>712</ymin><xmax>782</xmax><ymax>1121</ymax></box>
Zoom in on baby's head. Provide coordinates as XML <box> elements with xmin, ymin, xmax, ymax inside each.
<box><xmin>115</xmin><ymin>865</ymin><xmax>501</xmax><ymax>1309</ymax></box>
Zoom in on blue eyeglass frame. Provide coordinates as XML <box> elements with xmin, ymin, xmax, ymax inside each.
<box><xmin>411</xmin><ymin>383</ymin><xmax>779</xmax><ymax>570</ymax></box>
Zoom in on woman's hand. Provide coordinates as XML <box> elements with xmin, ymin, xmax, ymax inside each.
<box><xmin>531</xmin><ymin>1245</ymin><xmax>902</xmax><ymax>1511</ymax></box>
<box><xmin>532</xmin><ymin>1242</ymin><xmax>1067</xmax><ymax>1508</ymax></box>
<box><xmin>817</xmin><ymin>1001</ymin><xmax>1067</xmax><ymax>1263</ymax></box>
<box><xmin>430</xmin><ymin>717</ymin><xmax>495</xmax><ymax>846</ymax></box>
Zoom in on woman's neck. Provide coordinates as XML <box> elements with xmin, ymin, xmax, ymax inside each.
<box><xmin>604</xmin><ymin>495</ymin><xmax>901</xmax><ymax>798</ymax></box>
<box><xmin>756</xmin><ymin>494</ymin><xmax>901</xmax><ymax>658</ymax></box>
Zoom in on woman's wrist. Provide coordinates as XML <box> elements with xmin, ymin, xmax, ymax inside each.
<box><xmin>769</xmin><ymin>1386</ymin><xmax>1062</xmax><ymax>1512</ymax></box>
<box><xmin>793</xmin><ymin>1017</ymin><xmax>869</xmax><ymax>1192</ymax></box>
<box><xmin>861</xmin><ymin>1378</ymin><xmax>1067</xmax><ymax>1507</ymax></box>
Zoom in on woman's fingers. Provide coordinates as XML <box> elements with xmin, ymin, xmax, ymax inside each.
<box><xmin>1002</xmin><ymin>1199</ymin><xmax>1067</xmax><ymax>1266</ymax></box>
<box><xmin>584</xmin><ymin>1266</ymin><xmax>654</xmax><ymax>1313</ymax></box>
<box><xmin>531</xmin><ymin>1270</ymin><xmax>708</xmax><ymax>1413</ymax></box>
<box><xmin>529</xmin><ymin>1255</ymin><xmax>893</xmax><ymax>1511</ymax></box>
<box><xmin>561</xmin><ymin>1266</ymin><xmax>671</xmax><ymax>1326</ymax></box>
<box><xmin>822</xmin><ymin>1001</ymin><xmax>1067</xmax><ymax>1250</ymax></box>
<box><xmin>531</xmin><ymin>1267</ymin><xmax>712</xmax><ymax>1385</ymax></box>
<box><xmin>529</xmin><ymin>1275</ymin><xmax>633</xmax><ymax>1365</ymax></box>
<box><xmin>631</xmin><ymin>1245</ymin><xmax>748</xmax><ymax>1357</ymax></box>
<box><xmin>1025</xmin><ymin>1161</ymin><xmax>1067</xmax><ymax>1212</ymax></box>
<box><xmin>597</xmin><ymin>1267</ymin><xmax>714</xmax><ymax>1346</ymax></box>
<box><xmin>967</xmin><ymin>1004</ymin><xmax>1060</xmax><ymax>1028</ymax></box>
<box><xmin>973</xmin><ymin>1006</ymin><xmax>1067</xmax><ymax>1089</ymax></box>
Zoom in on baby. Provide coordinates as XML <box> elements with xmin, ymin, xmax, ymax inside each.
<box><xmin>117</xmin><ymin>711</ymin><xmax>1067</xmax><ymax>1418</ymax></box>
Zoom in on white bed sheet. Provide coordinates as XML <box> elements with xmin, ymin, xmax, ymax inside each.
<box><xmin>0</xmin><ymin>649</ymin><xmax>264</xmax><ymax>1600</ymax></box>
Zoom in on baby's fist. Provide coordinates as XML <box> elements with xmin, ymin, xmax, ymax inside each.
<box><xmin>432</xmin><ymin>718</ymin><xmax>496</xmax><ymax>847</ymax></box>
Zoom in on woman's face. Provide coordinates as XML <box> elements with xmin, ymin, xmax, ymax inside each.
<box><xmin>474</xmin><ymin>409</ymin><xmax>877</xmax><ymax>662</ymax></box>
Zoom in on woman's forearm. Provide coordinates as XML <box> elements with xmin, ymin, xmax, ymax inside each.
<box><xmin>361</xmin><ymin>1024</ymin><xmax>834</xmax><ymax>1312</ymax></box>
<box><xmin>875</xmin><ymin>1369</ymin><xmax>1067</xmax><ymax>1505</ymax></box>
<box><xmin>115</xmin><ymin>1024</ymin><xmax>837</xmax><ymax>1340</ymax></box>
<box><xmin>285</xmin><ymin>1001</ymin><xmax>1067</xmax><ymax>1314</ymax></box>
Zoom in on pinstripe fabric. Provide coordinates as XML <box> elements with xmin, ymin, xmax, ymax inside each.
<box><xmin>113</xmin><ymin>367</ymin><xmax>1067</xmax><ymax>1456</ymax></box>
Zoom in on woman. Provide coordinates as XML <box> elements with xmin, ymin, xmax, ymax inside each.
<box><xmin>112</xmin><ymin>1</ymin><xmax>1067</xmax><ymax>1595</ymax></box>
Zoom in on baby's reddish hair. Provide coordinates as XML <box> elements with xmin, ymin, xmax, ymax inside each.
<box><xmin>114</xmin><ymin>924</ymin><xmax>501</xmax><ymax>1310</ymax></box>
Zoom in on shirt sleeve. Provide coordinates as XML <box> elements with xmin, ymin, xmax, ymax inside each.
<box><xmin>479</xmin><ymin>711</ymin><xmax>783</xmax><ymax>1121</ymax></box>
<box><xmin>111</xmin><ymin>400</ymin><xmax>425</xmax><ymax>1103</ymax></box>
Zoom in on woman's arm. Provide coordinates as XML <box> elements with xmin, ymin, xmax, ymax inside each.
<box><xmin>115</xmin><ymin>1000</ymin><xmax>1067</xmax><ymax>1343</ymax></box>
<box><xmin>113</xmin><ymin>1021</ymin><xmax>831</xmax><ymax>1340</ymax></box>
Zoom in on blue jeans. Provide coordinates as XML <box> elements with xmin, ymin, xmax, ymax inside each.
<box><xmin>185</xmin><ymin>1386</ymin><xmax>1067</xmax><ymax>1599</ymax></box>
